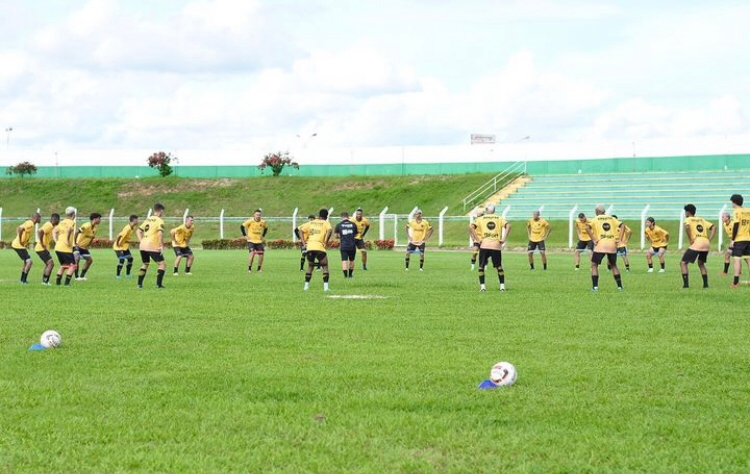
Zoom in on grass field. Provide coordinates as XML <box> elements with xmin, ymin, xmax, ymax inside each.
<box><xmin>2</xmin><ymin>248</ymin><xmax>749</xmax><ymax>473</ymax></box>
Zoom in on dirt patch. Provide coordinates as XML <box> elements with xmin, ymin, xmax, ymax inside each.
<box><xmin>117</xmin><ymin>179</ymin><xmax>238</xmax><ymax>198</ymax></box>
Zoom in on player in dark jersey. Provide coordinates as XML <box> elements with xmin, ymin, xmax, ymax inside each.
<box><xmin>334</xmin><ymin>211</ymin><xmax>358</xmax><ymax>278</ymax></box>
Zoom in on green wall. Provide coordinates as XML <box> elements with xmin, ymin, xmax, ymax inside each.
<box><xmin>4</xmin><ymin>153</ymin><xmax>749</xmax><ymax>179</ymax></box>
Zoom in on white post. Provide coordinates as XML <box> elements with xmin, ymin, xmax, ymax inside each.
<box><xmin>378</xmin><ymin>206</ymin><xmax>389</xmax><ymax>240</ymax></box>
<box><xmin>605</xmin><ymin>204</ymin><xmax>614</xmax><ymax>215</ymax></box>
<box><xmin>220</xmin><ymin>209</ymin><xmax>225</xmax><ymax>239</ymax></box>
<box><xmin>678</xmin><ymin>209</ymin><xmax>686</xmax><ymax>250</ymax></box>
<box><xmin>538</xmin><ymin>205</ymin><xmax>545</xmax><ymax>214</ymax></box>
<box><xmin>393</xmin><ymin>214</ymin><xmax>399</xmax><ymax>246</ymax></box>
<box><xmin>438</xmin><ymin>206</ymin><xmax>448</xmax><ymax>246</ymax></box>
<box><xmin>183</xmin><ymin>208</ymin><xmax>189</xmax><ymax>224</ymax></box>
<box><xmin>408</xmin><ymin>206</ymin><xmax>418</xmax><ymax>221</ymax></box>
<box><xmin>468</xmin><ymin>210</ymin><xmax>477</xmax><ymax>247</ymax></box>
<box><xmin>291</xmin><ymin>207</ymin><xmax>299</xmax><ymax>242</ymax></box>
<box><xmin>327</xmin><ymin>207</ymin><xmax>334</xmax><ymax>221</ymax></box>
<box><xmin>0</xmin><ymin>207</ymin><xmax>3</xmax><ymax>241</ymax></box>
<box><xmin>640</xmin><ymin>204</ymin><xmax>650</xmax><ymax>250</ymax></box>
<box><xmin>108</xmin><ymin>208</ymin><xmax>115</xmax><ymax>240</ymax></box>
<box><xmin>718</xmin><ymin>204</ymin><xmax>728</xmax><ymax>251</ymax></box>
<box><xmin>568</xmin><ymin>205</ymin><xmax>579</xmax><ymax>249</ymax></box>
<box><xmin>147</xmin><ymin>208</ymin><xmax>153</xmax><ymax>218</ymax></box>
<box><xmin>34</xmin><ymin>208</ymin><xmax>41</xmax><ymax>244</ymax></box>
<box><xmin>501</xmin><ymin>205</ymin><xmax>511</xmax><ymax>240</ymax></box>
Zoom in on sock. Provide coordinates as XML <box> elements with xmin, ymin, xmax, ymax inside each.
<box><xmin>305</xmin><ymin>273</ymin><xmax>312</xmax><ymax>283</ymax></box>
<box><xmin>56</xmin><ymin>275</ymin><xmax>62</xmax><ymax>285</ymax></box>
<box><xmin>625</xmin><ymin>264</ymin><xmax>630</xmax><ymax>271</ymax></box>
<box><xmin>498</xmin><ymin>269</ymin><xmax>505</xmax><ymax>285</ymax></box>
<box><xmin>156</xmin><ymin>269</ymin><xmax>165</xmax><ymax>287</ymax></box>
<box><xmin>138</xmin><ymin>269</ymin><xmax>147</xmax><ymax>286</ymax></box>
<box><xmin>530</xmin><ymin>263</ymin><xmax>534</xmax><ymax>269</ymax></box>
<box><xmin>248</xmin><ymin>265</ymin><xmax>252</xmax><ymax>272</ymax></box>
<box><xmin>348</xmin><ymin>268</ymin><xmax>353</xmax><ymax>277</ymax></box>
<box><xmin>65</xmin><ymin>275</ymin><xmax>72</xmax><ymax>286</ymax></box>
<box><xmin>126</xmin><ymin>259</ymin><xmax>133</xmax><ymax>275</ymax></box>
<box><xmin>543</xmin><ymin>263</ymin><xmax>547</xmax><ymax>270</ymax></box>
<box><xmin>257</xmin><ymin>266</ymin><xmax>262</xmax><ymax>271</ymax></box>
<box><xmin>419</xmin><ymin>259</ymin><xmax>424</xmax><ymax>269</ymax></box>
<box><xmin>81</xmin><ymin>268</ymin><xmax>88</xmax><ymax>278</ymax></box>
<box><xmin>117</xmin><ymin>263</ymin><xmax>123</xmax><ymax>276</ymax></box>
<box><xmin>682</xmin><ymin>273</ymin><xmax>689</xmax><ymax>288</ymax></box>
<box><xmin>575</xmin><ymin>264</ymin><xmax>579</xmax><ymax>269</ymax></box>
<box><xmin>648</xmin><ymin>263</ymin><xmax>653</xmax><ymax>269</ymax></box>
<box><xmin>724</xmin><ymin>262</ymin><xmax>730</xmax><ymax>273</ymax></box>
<box><xmin>702</xmin><ymin>274</ymin><xmax>708</xmax><ymax>288</ymax></box>
<box><xmin>21</xmin><ymin>271</ymin><xmax>28</xmax><ymax>283</ymax></box>
<box><xmin>592</xmin><ymin>275</ymin><xmax>599</xmax><ymax>288</ymax></box>
<box><xmin>614</xmin><ymin>274</ymin><xmax>622</xmax><ymax>288</ymax></box>
<box><xmin>478</xmin><ymin>270</ymin><xmax>485</xmax><ymax>285</ymax></box>
<box><xmin>405</xmin><ymin>257</ymin><xmax>410</xmax><ymax>269</ymax></box>
<box><xmin>733</xmin><ymin>276</ymin><xmax>740</xmax><ymax>285</ymax></box>
<box><xmin>661</xmin><ymin>263</ymin><xmax>665</xmax><ymax>270</ymax></box>
<box><xmin>173</xmin><ymin>266</ymin><xmax>178</xmax><ymax>274</ymax></box>
<box><xmin>186</xmin><ymin>266</ymin><xmax>191</xmax><ymax>273</ymax></box>
<box><xmin>300</xmin><ymin>257</ymin><xmax>305</xmax><ymax>270</ymax></box>
<box><xmin>74</xmin><ymin>268</ymin><xmax>79</xmax><ymax>278</ymax></box>
<box><xmin>43</xmin><ymin>274</ymin><xmax>49</xmax><ymax>284</ymax></box>
<box><xmin>343</xmin><ymin>270</ymin><xmax>348</xmax><ymax>278</ymax></box>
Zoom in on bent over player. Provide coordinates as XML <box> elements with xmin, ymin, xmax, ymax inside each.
<box><xmin>470</xmin><ymin>205</ymin><xmax>510</xmax><ymax>292</ymax></box>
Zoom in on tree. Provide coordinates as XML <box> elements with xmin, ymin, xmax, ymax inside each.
<box><xmin>258</xmin><ymin>151</ymin><xmax>299</xmax><ymax>177</ymax></box>
<box><xmin>6</xmin><ymin>161</ymin><xmax>37</xmax><ymax>178</ymax></box>
<box><xmin>147</xmin><ymin>152</ymin><xmax>175</xmax><ymax>177</ymax></box>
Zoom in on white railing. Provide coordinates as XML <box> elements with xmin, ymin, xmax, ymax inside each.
<box><xmin>640</xmin><ymin>205</ymin><xmax>650</xmax><ymax>250</ymax></box>
<box><xmin>568</xmin><ymin>205</ymin><xmax>579</xmax><ymax>249</ymax></box>
<box><xmin>461</xmin><ymin>161</ymin><xmax>527</xmax><ymax>211</ymax></box>
<box><xmin>717</xmin><ymin>204</ymin><xmax>728</xmax><ymax>251</ymax></box>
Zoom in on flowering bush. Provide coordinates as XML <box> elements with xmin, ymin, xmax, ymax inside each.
<box><xmin>147</xmin><ymin>151</ymin><xmax>175</xmax><ymax>177</ymax></box>
<box><xmin>88</xmin><ymin>238</ymin><xmax>171</xmax><ymax>249</ymax></box>
<box><xmin>374</xmin><ymin>239</ymin><xmax>395</xmax><ymax>250</ymax></box>
<box><xmin>258</xmin><ymin>151</ymin><xmax>299</xmax><ymax>177</ymax></box>
<box><xmin>200</xmin><ymin>239</ymin><xmax>377</xmax><ymax>250</ymax></box>
<box><xmin>6</xmin><ymin>161</ymin><xmax>37</xmax><ymax>178</ymax></box>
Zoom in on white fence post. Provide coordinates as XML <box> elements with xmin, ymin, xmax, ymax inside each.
<box><xmin>678</xmin><ymin>209</ymin><xmax>686</xmax><ymax>250</ymax></box>
<box><xmin>501</xmin><ymin>205</ymin><xmax>511</xmax><ymax>240</ymax></box>
<box><xmin>393</xmin><ymin>214</ymin><xmax>399</xmax><ymax>246</ymax></box>
<box><xmin>327</xmin><ymin>207</ymin><xmax>334</xmax><ymax>221</ymax></box>
<box><xmin>291</xmin><ymin>208</ymin><xmax>299</xmax><ymax>242</ymax></box>
<box><xmin>568</xmin><ymin>205</ymin><xmax>578</xmax><ymax>249</ymax></box>
<box><xmin>468</xmin><ymin>210</ymin><xmax>477</xmax><ymax>247</ymax></box>
<box><xmin>147</xmin><ymin>208</ymin><xmax>153</xmax><ymax>218</ymax></box>
<box><xmin>183</xmin><ymin>208</ymin><xmax>189</xmax><ymax>224</ymax></box>
<box><xmin>718</xmin><ymin>204</ymin><xmax>728</xmax><ymax>251</ymax></box>
<box><xmin>438</xmin><ymin>206</ymin><xmax>448</xmax><ymax>246</ymax></box>
<box><xmin>605</xmin><ymin>204</ymin><xmax>614</xmax><ymax>215</ymax></box>
<box><xmin>220</xmin><ymin>209</ymin><xmax>225</xmax><ymax>239</ymax></box>
<box><xmin>640</xmin><ymin>204</ymin><xmax>650</xmax><ymax>250</ymax></box>
<box><xmin>35</xmin><ymin>208</ymin><xmax>41</xmax><ymax>244</ymax></box>
<box><xmin>378</xmin><ymin>207</ymin><xmax>389</xmax><ymax>241</ymax></box>
<box><xmin>0</xmin><ymin>207</ymin><xmax>3</xmax><ymax>241</ymax></box>
<box><xmin>108</xmin><ymin>208</ymin><xmax>115</xmax><ymax>240</ymax></box>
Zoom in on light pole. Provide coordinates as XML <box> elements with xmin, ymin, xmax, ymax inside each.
<box><xmin>4</xmin><ymin>127</ymin><xmax>12</xmax><ymax>149</ymax></box>
<box><xmin>295</xmin><ymin>133</ymin><xmax>317</xmax><ymax>148</ymax></box>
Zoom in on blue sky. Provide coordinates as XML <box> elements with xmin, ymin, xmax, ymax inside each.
<box><xmin>1</xmin><ymin>0</ymin><xmax>748</xmax><ymax>150</ymax></box>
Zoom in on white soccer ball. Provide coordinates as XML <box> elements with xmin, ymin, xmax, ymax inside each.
<box><xmin>40</xmin><ymin>330</ymin><xmax>62</xmax><ymax>348</ymax></box>
<box><xmin>490</xmin><ymin>361</ymin><xmax>517</xmax><ymax>386</ymax></box>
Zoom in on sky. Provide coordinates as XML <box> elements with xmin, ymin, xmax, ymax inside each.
<box><xmin>1</xmin><ymin>0</ymin><xmax>749</xmax><ymax>152</ymax></box>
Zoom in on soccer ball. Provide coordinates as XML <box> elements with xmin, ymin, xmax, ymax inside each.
<box><xmin>490</xmin><ymin>361</ymin><xmax>517</xmax><ymax>386</ymax></box>
<box><xmin>40</xmin><ymin>330</ymin><xmax>62</xmax><ymax>348</ymax></box>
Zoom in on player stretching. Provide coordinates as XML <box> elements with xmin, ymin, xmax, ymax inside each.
<box><xmin>35</xmin><ymin>213</ymin><xmax>60</xmax><ymax>285</ymax></box>
<box><xmin>681</xmin><ymin>204</ymin><xmax>715</xmax><ymax>289</ymax></box>
<box><xmin>137</xmin><ymin>203</ymin><xmax>166</xmax><ymax>289</ymax></box>
<box><xmin>353</xmin><ymin>208</ymin><xmax>371</xmax><ymax>270</ymax></box>
<box><xmin>405</xmin><ymin>210</ymin><xmax>433</xmax><ymax>271</ymax></box>
<box><xmin>645</xmin><ymin>217</ymin><xmax>669</xmax><ymax>272</ymax></box>
<box><xmin>171</xmin><ymin>216</ymin><xmax>195</xmax><ymax>275</ymax></box>
<box><xmin>242</xmin><ymin>209</ymin><xmax>268</xmax><ymax>273</ymax></box>
<box><xmin>470</xmin><ymin>208</ymin><xmax>484</xmax><ymax>270</ymax></box>
<box><xmin>299</xmin><ymin>209</ymin><xmax>333</xmax><ymax>291</ymax></box>
<box><xmin>335</xmin><ymin>211</ymin><xmax>358</xmax><ymax>278</ymax></box>
<box><xmin>729</xmin><ymin>194</ymin><xmax>750</xmax><ymax>288</ymax></box>
<box><xmin>11</xmin><ymin>212</ymin><xmax>41</xmax><ymax>284</ymax></box>
<box><xmin>586</xmin><ymin>205</ymin><xmax>624</xmax><ymax>292</ymax></box>
<box><xmin>52</xmin><ymin>207</ymin><xmax>78</xmax><ymax>286</ymax></box>
<box><xmin>74</xmin><ymin>212</ymin><xmax>102</xmax><ymax>280</ymax></box>
<box><xmin>295</xmin><ymin>214</ymin><xmax>316</xmax><ymax>271</ymax></box>
<box><xmin>526</xmin><ymin>210</ymin><xmax>550</xmax><ymax>270</ymax></box>
<box><xmin>573</xmin><ymin>213</ymin><xmax>593</xmax><ymax>270</ymax></box>
<box><xmin>470</xmin><ymin>205</ymin><xmax>510</xmax><ymax>291</ymax></box>
<box><xmin>612</xmin><ymin>215</ymin><xmax>633</xmax><ymax>272</ymax></box>
<box><xmin>113</xmin><ymin>214</ymin><xmax>138</xmax><ymax>279</ymax></box>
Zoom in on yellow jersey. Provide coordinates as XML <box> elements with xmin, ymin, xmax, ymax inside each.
<box><xmin>588</xmin><ymin>215</ymin><xmax>621</xmax><ymax>246</ymax></box>
<box><xmin>407</xmin><ymin>219</ymin><xmax>432</xmax><ymax>243</ymax></box>
<box><xmin>733</xmin><ymin>208</ymin><xmax>750</xmax><ymax>242</ymax></box>
<box><xmin>616</xmin><ymin>224</ymin><xmax>633</xmax><ymax>248</ymax></box>
<box><xmin>527</xmin><ymin>218</ymin><xmax>550</xmax><ymax>242</ymax></box>
<box><xmin>11</xmin><ymin>219</ymin><xmax>35</xmax><ymax>250</ymax></box>
<box><xmin>575</xmin><ymin>219</ymin><xmax>591</xmax><ymax>242</ymax></box>
<box><xmin>723</xmin><ymin>220</ymin><xmax>733</xmax><ymax>240</ymax></box>
<box><xmin>139</xmin><ymin>215</ymin><xmax>165</xmax><ymax>251</ymax></box>
<box><xmin>243</xmin><ymin>218</ymin><xmax>267</xmax><ymax>244</ymax></box>
<box><xmin>35</xmin><ymin>221</ymin><xmax>56</xmax><ymax>252</ymax></box>
<box><xmin>76</xmin><ymin>222</ymin><xmax>98</xmax><ymax>249</ymax></box>
<box><xmin>301</xmin><ymin>219</ymin><xmax>332</xmax><ymax>252</ymax></box>
<box><xmin>113</xmin><ymin>224</ymin><xmax>136</xmax><ymax>251</ymax></box>
<box><xmin>645</xmin><ymin>225</ymin><xmax>669</xmax><ymax>247</ymax></box>
<box><xmin>473</xmin><ymin>214</ymin><xmax>506</xmax><ymax>244</ymax></box>
<box><xmin>54</xmin><ymin>218</ymin><xmax>76</xmax><ymax>252</ymax></box>
<box><xmin>684</xmin><ymin>217</ymin><xmax>714</xmax><ymax>247</ymax></box>
<box><xmin>172</xmin><ymin>224</ymin><xmax>194</xmax><ymax>247</ymax></box>
<box><xmin>353</xmin><ymin>216</ymin><xmax>370</xmax><ymax>240</ymax></box>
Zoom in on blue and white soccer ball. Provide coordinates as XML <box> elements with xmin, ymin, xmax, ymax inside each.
<box><xmin>40</xmin><ymin>330</ymin><xmax>62</xmax><ymax>348</ymax></box>
<box><xmin>490</xmin><ymin>361</ymin><xmax>517</xmax><ymax>386</ymax></box>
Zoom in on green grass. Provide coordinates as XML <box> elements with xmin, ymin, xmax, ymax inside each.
<box><xmin>2</xmin><ymin>248</ymin><xmax>749</xmax><ymax>473</ymax></box>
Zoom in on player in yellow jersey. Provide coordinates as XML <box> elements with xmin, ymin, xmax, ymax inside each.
<box><xmin>52</xmin><ymin>207</ymin><xmax>78</xmax><ymax>286</ymax></box>
<box><xmin>294</xmin><ymin>214</ymin><xmax>317</xmax><ymax>271</ymax></box>
<box><xmin>585</xmin><ymin>205</ymin><xmax>624</xmax><ymax>292</ymax></box>
<box><xmin>470</xmin><ymin>205</ymin><xmax>510</xmax><ymax>291</ymax></box>
<box><xmin>137</xmin><ymin>203</ymin><xmax>166</xmax><ymax>289</ymax></box>
<box><xmin>353</xmin><ymin>208</ymin><xmax>371</xmax><ymax>270</ymax></box>
<box><xmin>573</xmin><ymin>213</ymin><xmax>593</xmax><ymax>270</ymax></box>
<box><xmin>171</xmin><ymin>215</ymin><xmax>195</xmax><ymax>276</ymax></box>
<box><xmin>35</xmin><ymin>213</ymin><xmax>60</xmax><ymax>285</ymax></box>
<box><xmin>405</xmin><ymin>209</ymin><xmax>433</xmax><ymax>271</ymax></box>
<box><xmin>721</xmin><ymin>212</ymin><xmax>733</xmax><ymax>276</ymax></box>
<box><xmin>74</xmin><ymin>212</ymin><xmax>102</xmax><ymax>280</ymax></box>
<box><xmin>11</xmin><ymin>212</ymin><xmax>41</xmax><ymax>284</ymax></box>
<box><xmin>645</xmin><ymin>217</ymin><xmax>669</xmax><ymax>273</ymax></box>
<box><xmin>681</xmin><ymin>204</ymin><xmax>715</xmax><ymax>289</ymax></box>
<box><xmin>611</xmin><ymin>215</ymin><xmax>632</xmax><ymax>272</ymax></box>
<box><xmin>729</xmin><ymin>194</ymin><xmax>750</xmax><ymax>288</ymax></box>
<box><xmin>298</xmin><ymin>209</ymin><xmax>333</xmax><ymax>291</ymax></box>
<box><xmin>113</xmin><ymin>214</ymin><xmax>139</xmax><ymax>279</ymax></box>
<box><xmin>526</xmin><ymin>210</ymin><xmax>550</xmax><ymax>270</ymax></box>
<box><xmin>469</xmin><ymin>208</ymin><xmax>484</xmax><ymax>270</ymax></box>
<box><xmin>242</xmin><ymin>209</ymin><xmax>268</xmax><ymax>273</ymax></box>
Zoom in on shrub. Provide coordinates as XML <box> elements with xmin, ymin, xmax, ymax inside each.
<box><xmin>374</xmin><ymin>239</ymin><xmax>395</xmax><ymax>250</ymax></box>
<box><xmin>6</xmin><ymin>161</ymin><xmax>37</xmax><ymax>178</ymax></box>
<box><xmin>258</xmin><ymin>151</ymin><xmax>299</xmax><ymax>177</ymax></box>
<box><xmin>147</xmin><ymin>152</ymin><xmax>175</xmax><ymax>177</ymax></box>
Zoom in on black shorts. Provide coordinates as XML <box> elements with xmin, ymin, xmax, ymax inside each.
<box><xmin>74</xmin><ymin>247</ymin><xmax>92</xmax><ymax>259</ymax></box>
<box><xmin>340</xmin><ymin>247</ymin><xmax>356</xmax><ymax>261</ymax></box>
<box><xmin>528</xmin><ymin>241</ymin><xmax>546</xmax><ymax>252</ymax></box>
<box><xmin>248</xmin><ymin>242</ymin><xmax>265</xmax><ymax>253</ymax></box>
<box><xmin>731</xmin><ymin>241</ymin><xmax>750</xmax><ymax>257</ymax></box>
<box><xmin>306</xmin><ymin>250</ymin><xmax>328</xmax><ymax>264</ymax></box>
<box><xmin>591</xmin><ymin>252</ymin><xmax>617</xmax><ymax>266</ymax></box>
<box><xmin>36</xmin><ymin>250</ymin><xmax>53</xmax><ymax>263</ymax></box>
<box><xmin>355</xmin><ymin>239</ymin><xmax>367</xmax><ymax>250</ymax></box>
<box><xmin>406</xmin><ymin>242</ymin><xmax>426</xmax><ymax>254</ymax></box>
<box><xmin>576</xmin><ymin>240</ymin><xmax>594</xmax><ymax>251</ymax></box>
<box><xmin>650</xmin><ymin>246</ymin><xmax>667</xmax><ymax>254</ymax></box>
<box><xmin>478</xmin><ymin>248</ymin><xmax>503</xmax><ymax>269</ymax></box>
<box><xmin>56</xmin><ymin>251</ymin><xmax>76</xmax><ymax>266</ymax></box>
<box><xmin>115</xmin><ymin>249</ymin><xmax>133</xmax><ymax>260</ymax></box>
<box><xmin>174</xmin><ymin>246</ymin><xmax>193</xmax><ymax>257</ymax></box>
<box><xmin>617</xmin><ymin>246</ymin><xmax>628</xmax><ymax>257</ymax></box>
<box><xmin>682</xmin><ymin>249</ymin><xmax>708</xmax><ymax>264</ymax></box>
<box><xmin>140</xmin><ymin>250</ymin><xmax>165</xmax><ymax>264</ymax></box>
<box><xmin>472</xmin><ymin>241</ymin><xmax>481</xmax><ymax>249</ymax></box>
<box><xmin>14</xmin><ymin>248</ymin><xmax>31</xmax><ymax>261</ymax></box>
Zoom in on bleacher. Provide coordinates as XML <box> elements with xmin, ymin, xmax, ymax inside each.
<box><xmin>497</xmin><ymin>170</ymin><xmax>750</xmax><ymax>220</ymax></box>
